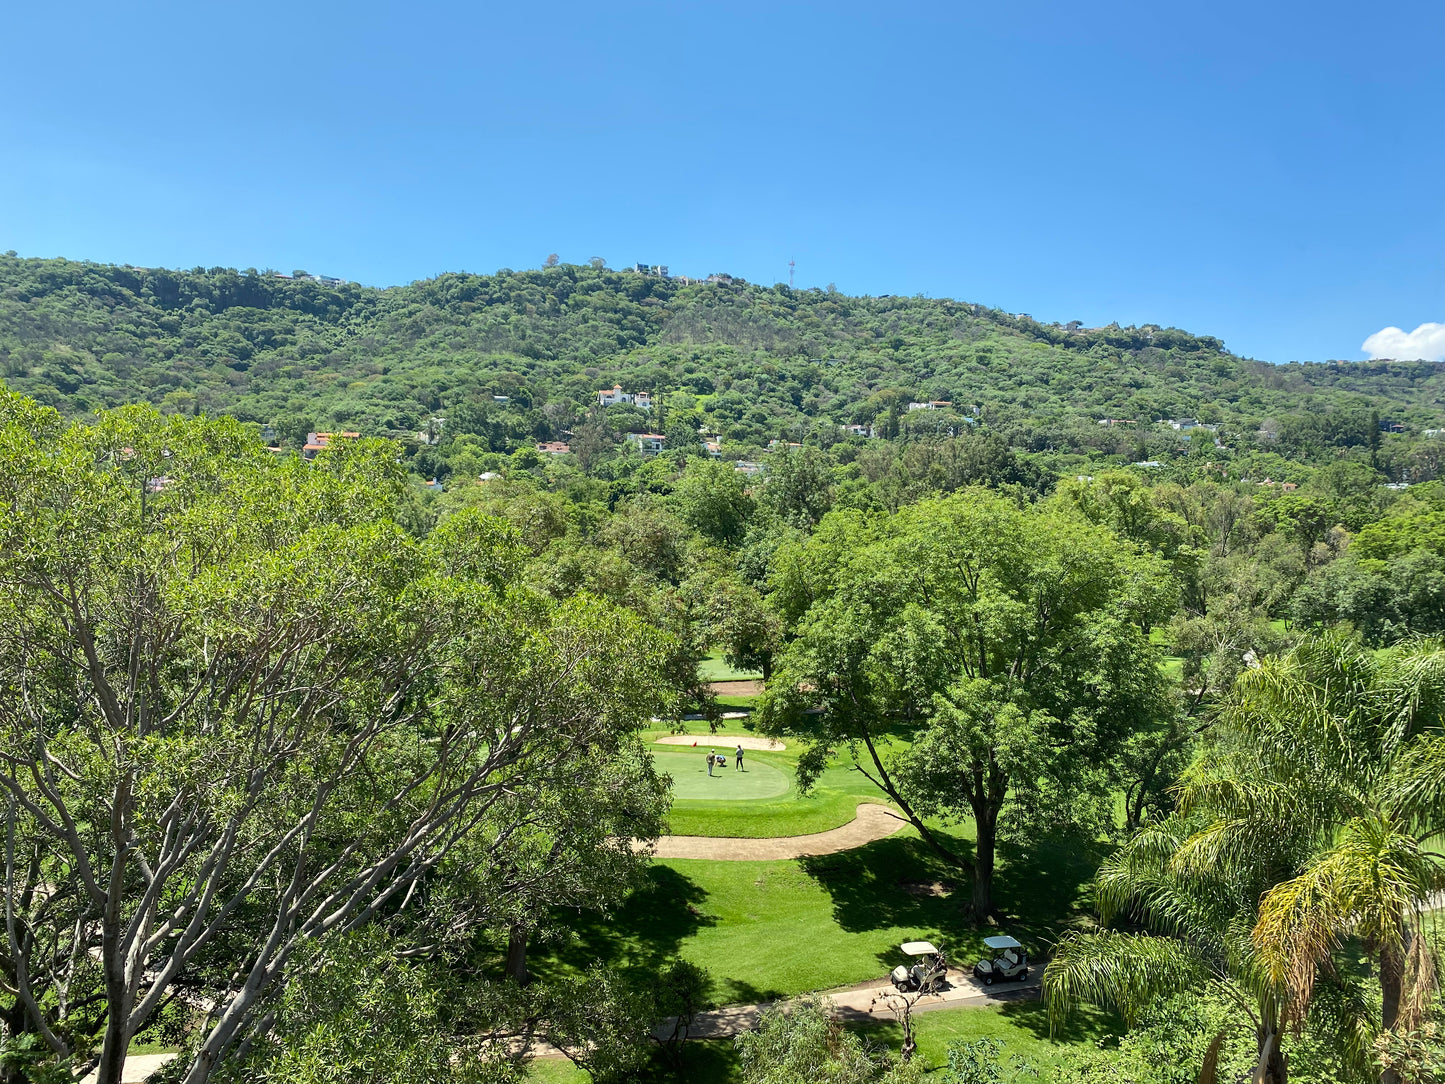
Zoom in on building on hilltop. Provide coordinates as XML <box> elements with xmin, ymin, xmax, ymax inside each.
<box><xmin>536</xmin><ymin>441</ymin><xmax>571</xmax><ymax>455</ymax></box>
<box><xmin>628</xmin><ymin>433</ymin><xmax>666</xmax><ymax>455</ymax></box>
<box><xmin>907</xmin><ymin>401</ymin><xmax>953</xmax><ymax>412</ymax></box>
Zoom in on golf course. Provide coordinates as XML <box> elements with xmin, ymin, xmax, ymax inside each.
<box><xmin>526</xmin><ymin>715</ymin><xmax>1120</xmax><ymax>1082</ymax></box>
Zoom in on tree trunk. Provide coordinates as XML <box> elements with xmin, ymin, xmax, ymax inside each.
<box><xmin>854</xmin><ymin>728</ymin><xmax>974</xmax><ymax>875</ymax></box>
<box><xmin>1251</xmin><ymin>1023</ymin><xmax>1288</xmax><ymax>1084</ymax></box>
<box><xmin>971</xmin><ymin>805</ymin><xmax>997</xmax><ymax>918</ymax></box>
<box><xmin>1378</xmin><ymin>941</ymin><xmax>1404</xmax><ymax>1084</ymax></box>
<box><xmin>1380</xmin><ymin>941</ymin><xmax>1404</xmax><ymax>1032</ymax></box>
<box><xmin>506</xmin><ymin>922</ymin><xmax>530</xmax><ymax>986</ymax></box>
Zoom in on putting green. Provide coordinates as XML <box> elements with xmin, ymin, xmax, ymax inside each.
<box><xmin>654</xmin><ymin>749</ymin><xmax>791</xmax><ymax>801</ymax></box>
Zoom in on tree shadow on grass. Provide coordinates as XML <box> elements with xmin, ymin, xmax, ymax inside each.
<box><xmin>799</xmin><ymin>833</ymin><xmax>981</xmax><ymax>971</ymax></box>
<box><xmin>799</xmin><ymin>823</ymin><xmax>1109</xmax><ymax>973</ymax></box>
<box><xmin>992</xmin><ymin>824</ymin><xmax>1112</xmax><ymax>946</ymax></box>
<box><xmin>715</xmin><ymin>977</ymin><xmax>784</xmax><ymax>1006</ymax></box>
<box><xmin>539</xmin><ymin>864</ymin><xmax>715</xmax><ymax>978</ymax></box>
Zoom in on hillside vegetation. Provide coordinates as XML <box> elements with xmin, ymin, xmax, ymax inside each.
<box><xmin>4</xmin><ymin>253</ymin><xmax>1445</xmax><ymax>480</ymax></box>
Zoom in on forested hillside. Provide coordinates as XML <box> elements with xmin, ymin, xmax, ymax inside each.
<box><xmin>5</xmin><ymin>252</ymin><xmax>1445</xmax><ymax>481</ymax></box>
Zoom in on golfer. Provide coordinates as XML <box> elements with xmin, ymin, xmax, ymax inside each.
<box><xmin>735</xmin><ymin>744</ymin><xmax>745</xmax><ymax>771</ymax></box>
<box><xmin>706</xmin><ymin>750</ymin><xmax>715</xmax><ymax>776</ymax></box>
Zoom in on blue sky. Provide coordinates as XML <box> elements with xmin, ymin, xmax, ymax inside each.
<box><xmin>2</xmin><ymin>0</ymin><xmax>1441</xmax><ymax>363</ymax></box>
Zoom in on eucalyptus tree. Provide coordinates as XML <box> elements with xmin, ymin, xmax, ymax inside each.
<box><xmin>758</xmin><ymin>489</ymin><xmax>1176</xmax><ymax>914</ymax></box>
<box><xmin>0</xmin><ymin>395</ymin><xmax>673</xmax><ymax>1084</ymax></box>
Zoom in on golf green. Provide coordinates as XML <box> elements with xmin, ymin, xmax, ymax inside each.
<box><xmin>654</xmin><ymin>749</ymin><xmax>791</xmax><ymax>801</ymax></box>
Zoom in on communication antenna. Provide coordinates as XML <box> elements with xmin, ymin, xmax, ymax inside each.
<box><xmin>789</xmin><ymin>258</ymin><xmax>795</xmax><ymax>288</ymax></box>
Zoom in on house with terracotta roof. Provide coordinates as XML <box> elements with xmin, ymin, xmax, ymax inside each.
<box><xmin>536</xmin><ymin>441</ymin><xmax>571</xmax><ymax>455</ymax></box>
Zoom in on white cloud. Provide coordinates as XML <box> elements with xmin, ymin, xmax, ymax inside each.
<box><xmin>1362</xmin><ymin>322</ymin><xmax>1445</xmax><ymax>361</ymax></box>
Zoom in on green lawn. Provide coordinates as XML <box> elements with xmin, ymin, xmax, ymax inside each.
<box><xmin>526</xmin><ymin>1001</ymin><xmax>1118</xmax><ymax>1083</ymax></box>
<box><xmin>713</xmin><ymin>694</ymin><xmax>758</xmax><ymax>710</ymax></box>
<box><xmin>534</xmin><ymin>823</ymin><xmax>1104</xmax><ymax>1005</ymax></box>
<box><xmin>863</xmin><ymin>999</ymin><xmax>1118</xmax><ymax>1078</ymax></box>
<box><xmin>650</xmin><ymin>731</ymin><xmax>893</xmax><ymax>838</ymax></box>
<box><xmin>529</xmin><ymin>733</ymin><xmax>1113</xmax><ymax>1083</ymax></box>
<box><xmin>659</xmin><ymin>750</ymin><xmax>791</xmax><ymax>801</ymax></box>
<box><xmin>699</xmin><ymin>652</ymin><xmax>762</xmax><ymax>682</ymax></box>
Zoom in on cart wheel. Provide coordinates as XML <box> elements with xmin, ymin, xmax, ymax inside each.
<box><xmin>1021</xmin><ymin>969</ymin><xmax>1029</xmax><ymax>980</ymax></box>
<box><xmin>984</xmin><ymin>975</ymin><xmax>994</xmax><ymax>986</ymax></box>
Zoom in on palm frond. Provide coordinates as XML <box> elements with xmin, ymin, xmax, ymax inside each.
<box><xmin>1043</xmin><ymin>930</ymin><xmax>1210</xmax><ymax>1032</ymax></box>
<box><xmin>1254</xmin><ymin>814</ymin><xmax>1438</xmax><ymax>1024</ymax></box>
<box><xmin>1385</xmin><ymin>734</ymin><xmax>1445</xmax><ymax>836</ymax></box>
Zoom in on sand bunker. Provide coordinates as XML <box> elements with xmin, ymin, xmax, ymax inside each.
<box><xmin>655</xmin><ymin>734</ymin><xmax>785</xmax><ymax>751</ymax></box>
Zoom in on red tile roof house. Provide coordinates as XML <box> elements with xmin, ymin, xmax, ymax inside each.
<box><xmin>536</xmin><ymin>441</ymin><xmax>571</xmax><ymax>455</ymax></box>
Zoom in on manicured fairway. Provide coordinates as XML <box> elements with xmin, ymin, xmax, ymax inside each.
<box><xmin>655</xmin><ymin>749</ymin><xmax>790</xmax><ymax>801</ymax></box>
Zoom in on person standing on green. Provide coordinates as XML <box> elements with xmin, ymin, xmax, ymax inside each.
<box><xmin>706</xmin><ymin>750</ymin><xmax>715</xmax><ymax>776</ymax></box>
<box><xmin>735</xmin><ymin>744</ymin><xmax>744</xmax><ymax>771</ymax></box>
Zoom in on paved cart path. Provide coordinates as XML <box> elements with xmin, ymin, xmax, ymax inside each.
<box><xmin>675</xmin><ymin>969</ymin><xmax>1042</xmax><ymax>1039</ymax></box>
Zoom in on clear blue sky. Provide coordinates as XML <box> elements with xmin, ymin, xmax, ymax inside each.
<box><xmin>3</xmin><ymin>0</ymin><xmax>1441</xmax><ymax>363</ymax></box>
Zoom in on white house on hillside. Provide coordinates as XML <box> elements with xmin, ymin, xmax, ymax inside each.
<box><xmin>598</xmin><ymin>385</ymin><xmax>653</xmax><ymax>410</ymax></box>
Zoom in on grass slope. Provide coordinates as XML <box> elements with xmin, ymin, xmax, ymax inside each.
<box><xmin>536</xmin><ymin>823</ymin><xmax>1104</xmax><ymax>1004</ymax></box>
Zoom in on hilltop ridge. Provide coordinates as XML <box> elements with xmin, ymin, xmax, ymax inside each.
<box><xmin>2</xmin><ymin>253</ymin><xmax>1443</xmax><ymax>472</ymax></box>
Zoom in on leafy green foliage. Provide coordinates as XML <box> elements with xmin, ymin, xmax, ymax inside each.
<box><xmin>4</xmin><ymin>254</ymin><xmax>1443</xmax><ymax>478</ymax></box>
<box><xmin>735</xmin><ymin>997</ymin><xmax>922</xmax><ymax>1084</ymax></box>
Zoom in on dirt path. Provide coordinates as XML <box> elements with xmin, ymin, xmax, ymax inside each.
<box><xmin>710</xmin><ymin>679</ymin><xmax>764</xmax><ymax>696</ymax></box>
<box><xmin>654</xmin><ymin>734</ymin><xmax>785</xmax><ymax>751</ymax></box>
<box><xmin>81</xmin><ymin>1053</ymin><xmax>175</xmax><ymax>1083</ymax></box>
<box><xmin>647</xmin><ymin>803</ymin><xmax>906</xmax><ymax>860</ymax></box>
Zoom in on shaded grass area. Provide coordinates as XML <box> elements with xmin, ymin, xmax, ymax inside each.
<box><xmin>713</xmin><ymin>694</ymin><xmax>757</xmax><ymax>710</ymax></box>
<box><xmin>862</xmin><ymin>999</ymin><xmax>1118</xmax><ymax>1078</ymax></box>
<box><xmin>534</xmin><ymin>824</ymin><xmax>1105</xmax><ymax>1005</ymax></box>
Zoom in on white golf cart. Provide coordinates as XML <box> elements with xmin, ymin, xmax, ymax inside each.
<box><xmin>972</xmin><ymin>934</ymin><xmax>1028</xmax><ymax>985</ymax></box>
<box><xmin>890</xmin><ymin>940</ymin><xmax>948</xmax><ymax>993</ymax></box>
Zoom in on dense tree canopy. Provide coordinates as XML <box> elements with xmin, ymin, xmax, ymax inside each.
<box><xmin>0</xmin><ymin>396</ymin><xmax>672</xmax><ymax>1084</ymax></box>
<box><xmin>758</xmin><ymin>490</ymin><xmax>1176</xmax><ymax>914</ymax></box>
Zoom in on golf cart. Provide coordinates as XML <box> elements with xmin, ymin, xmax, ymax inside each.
<box><xmin>972</xmin><ymin>935</ymin><xmax>1028</xmax><ymax>985</ymax></box>
<box><xmin>890</xmin><ymin>941</ymin><xmax>948</xmax><ymax>993</ymax></box>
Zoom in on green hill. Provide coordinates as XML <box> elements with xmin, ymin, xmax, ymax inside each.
<box><xmin>3</xmin><ymin>252</ymin><xmax>1443</xmax><ymax>469</ymax></box>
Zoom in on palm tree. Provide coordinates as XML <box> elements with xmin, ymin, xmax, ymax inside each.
<box><xmin>1179</xmin><ymin>634</ymin><xmax>1445</xmax><ymax>1079</ymax></box>
<box><xmin>1049</xmin><ymin>632</ymin><xmax>1445</xmax><ymax>1084</ymax></box>
<box><xmin>1044</xmin><ymin>819</ymin><xmax>1293</xmax><ymax>1084</ymax></box>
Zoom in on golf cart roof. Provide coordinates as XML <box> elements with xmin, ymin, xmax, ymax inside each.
<box><xmin>900</xmin><ymin>941</ymin><xmax>940</xmax><ymax>956</ymax></box>
<box><xmin>982</xmin><ymin>935</ymin><xmax>1023</xmax><ymax>950</ymax></box>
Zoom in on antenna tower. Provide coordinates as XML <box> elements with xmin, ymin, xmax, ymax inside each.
<box><xmin>789</xmin><ymin>258</ymin><xmax>795</xmax><ymax>288</ymax></box>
